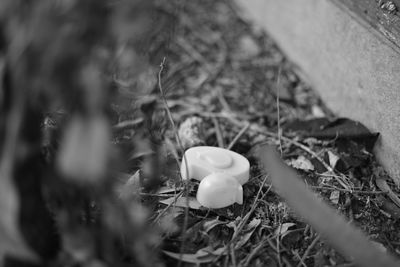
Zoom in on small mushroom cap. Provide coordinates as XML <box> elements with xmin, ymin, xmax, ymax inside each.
<box><xmin>180</xmin><ymin>146</ymin><xmax>250</xmax><ymax>185</ymax></box>
<box><xmin>197</xmin><ymin>173</ymin><xmax>243</xmax><ymax>209</ymax></box>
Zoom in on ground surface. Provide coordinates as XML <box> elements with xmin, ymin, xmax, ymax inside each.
<box><xmin>113</xmin><ymin>0</ymin><xmax>400</xmax><ymax>266</ymax></box>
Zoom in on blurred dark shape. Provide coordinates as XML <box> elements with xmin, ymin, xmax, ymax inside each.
<box><xmin>0</xmin><ymin>0</ymin><xmax>170</xmax><ymax>266</ymax></box>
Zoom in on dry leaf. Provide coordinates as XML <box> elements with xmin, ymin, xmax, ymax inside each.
<box><xmin>327</xmin><ymin>151</ymin><xmax>340</xmax><ymax>169</ymax></box>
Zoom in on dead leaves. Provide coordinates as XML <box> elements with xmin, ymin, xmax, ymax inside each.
<box><xmin>163</xmin><ymin>217</ymin><xmax>262</xmax><ymax>264</ymax></box>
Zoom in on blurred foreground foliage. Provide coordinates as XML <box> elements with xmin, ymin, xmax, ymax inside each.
<box><xmin>0</xmin><ymin>0</ymin><xmax>173</xmax><ymax>266</ymax></box>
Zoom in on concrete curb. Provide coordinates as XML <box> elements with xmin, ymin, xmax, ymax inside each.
<box><xmin>236</xmin><ymin>0</ymin><xmax>400</xmax><ymax>183</ymax></box>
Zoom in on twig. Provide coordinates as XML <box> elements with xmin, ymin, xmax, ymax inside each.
<box><xmin>266</xmin><ymin>238</ymin><xmax>291</xmax><ymax>267</ymax></box>
<box><xmin>294</xmin><ymin>251</ymin><xmax>307</xmax><ymax>267</ymax></box>
<box><xmin>151</xmin><ymin>191</ymin><xmax>184</xmax><ymax>224</ymax></box>
<box><xmin>227</xmin><ymin>123</ymin><xmax>250</xmax><ymax>150</ymax></box>
<box><xmin>158</xmin><ymin>58</ymin><xmax>190</xmax><ymax>266</ymax></box>
<box><xmin>297</xmin><ymin>234</ymin><xmax>320</xmax><ymax>267</ymax></box>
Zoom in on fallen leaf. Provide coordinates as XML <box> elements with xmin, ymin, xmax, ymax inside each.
<box><xmin>159</xmin><ymin>196</ymin><xmax>202</xmax><ymax>210</ymax></box>
<box><xmin>326</xmin><ymin>151</ymin><xmax>340</xmax><ymax>169</ymax></box>
<box><xmin>288</xmin><ymin>155</ymin><xmax>314</xmax><ymax>171</ymax></box>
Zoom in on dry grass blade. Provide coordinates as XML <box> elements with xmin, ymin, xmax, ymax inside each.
<box><xmin>257</xmin><ymin>145</ymin><xmax>400</xmax><ymax>267</ymax></box>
